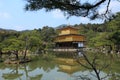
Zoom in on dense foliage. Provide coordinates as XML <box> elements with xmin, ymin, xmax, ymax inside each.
<box><xmin>0</xmin><ymin>12</ymin><xmax>120</xmax><ymax>59</ymax></box>
<box><xmin>0</xmin><ymin>26</ymin><xmax>56</xmax><ymax>60</ymax></box>
<box><xmin>77</xmin><ymin>12</ymin><xmax>120</xmax><ymax>53</ymax></box>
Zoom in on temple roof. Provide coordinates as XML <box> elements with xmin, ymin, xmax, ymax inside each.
<box><xmin>55</xmin><ymin>34</ymin><xmax>85</xmax><ymax>37</ymax></box>
<box><xmin>57</xmin><ymin>26</ymin><xmax>78</xmax><ymax>31</ymax></box>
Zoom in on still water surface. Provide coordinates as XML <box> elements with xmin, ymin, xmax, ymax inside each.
<box><xmin>0</xmin><ymin>56</ymin><xmax>119</xmax><ymax>80</ymax></box>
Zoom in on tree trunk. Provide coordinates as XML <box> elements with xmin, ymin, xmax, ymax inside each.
<box><xmin>78</xmin><ymin>51</ymin><xmax>101</xmax><ymax>80</ymax></box>
<box><xmin>92</xmin><ymin>66</ymin><xmax>101</xmax><ymax>80</ymax></box>
<box><xmin>23</xmin><ymin>46</ymin><xmax>28</xmax><ymax>60</ymax></box>
<box><xmin>0</xmin><ymin>50</ymin><xmax>2</xmax><ymax>61</ymax></box>
<box><xmin>23</xmin><ymin>36</ymin><xmax>29</xmax><ymax>60</ymax></box>
<box><xmin>0</xmin><ymin>51</ymin><xmax>2</xmax><ymax>59</ymax></box>
<box><xmin>14</xmin><ymin>50</ymin><xmax>19</xmax><ymax>60</ymax></box>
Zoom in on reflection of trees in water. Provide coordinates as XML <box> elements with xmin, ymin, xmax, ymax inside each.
<box><xmin>28</xmin><ymin>56</ymin><xmax>56</xmax><ymax>72</ymax></box>
<box><xmin>2</xmin><ymin>64</ymin><xmax>23</xmax><ymax>80</ymax></box>
<box><xmin>1</xmin><ymin>63</ymin><xmax>43</xmax><ymax>80</ymax></box>
<box><xmin>110</xmin><ymin>73</ymin><xmax>120</xmax><ymax>80</ymax></box>
<box><xmin>0</xmin><ymin>63</ymin><xmax>6</xmax><ymax>69</ymax></box>
<box><xmin>72</xmin><ymin>70</ymin><xmax>109</xmax><ymax>80</ymax></box>
<box><xmin>29</xmin><ymin>74</ymin><xmax>43</xmax><ymax>80</ymax></box>
<box><xmin>0</xmin><ymin>56</ymin><xmax>57</xmax><ymax>80</ymax></box>
<box><xmin>22</xmin><ymin>64</ymin><xmax>29</xmax><ymax>80</ymax></box>
<box><xmin>0</xmin><ymin>54</ymin><xmax>120</xmax><ymax>80</ymax></box>
<box><xmin>19</xmin><ymin>56</ymin><xmax>56</xmax><ymax>80</ymax></box>
<box><xmin>8</xmin><ymin>63</ymin><xmax>43</xmax><ymax>80</ymax></box>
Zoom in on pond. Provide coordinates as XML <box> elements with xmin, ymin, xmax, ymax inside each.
<box><xmin>0</xmin><ymin>53</ymin><xmax>120</xmax><ymax>80</ymax></box>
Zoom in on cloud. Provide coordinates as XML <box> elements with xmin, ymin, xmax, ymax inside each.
<box><xmin>51</xmin><ymin>10</ymin><xmax>64</xmax><ymax>19</ymax></box>
<box><xmin>0</xmin><ymin>12</ymin><xmax>11</xmax><ymax>19</ymax></box>
<box><xmin>0</xmin><ymin>25</ymin><xmax>25</xmax><ymax>31</ymax></box>
<box><xmin>109</xmin><ymin>0</ymin><xmax>120</xmax><ymax>13</ymax></box>
<box><xmin>12</xmin><ymin>26</ymin><xmax>26</xmax><ymax>31</ymax></box>
<box><xmin>13</xmin><ymin>26</ymin><xmax>38</xmax><ymax>31</ymax></box>
<box><xmin>80</xmin><ymin>17</ymin><xmax>90</xmax><ymax>23</ymax></box>
<box><xmin>99</xmin><ymin>1</ymin><xmax>120</xmax><ymax>14</ymax></box>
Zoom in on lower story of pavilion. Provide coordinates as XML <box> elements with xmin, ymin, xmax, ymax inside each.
<box><xmin>55</xmin><ymin>41</ymin><xmax>85</xmax><ymax>49</ymax></box>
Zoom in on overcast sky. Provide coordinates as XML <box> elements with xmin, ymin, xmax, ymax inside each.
<box><xmin>0</xmin><ymin>0</ymin><xmax>120</xmax><ymax>31</ymax></box>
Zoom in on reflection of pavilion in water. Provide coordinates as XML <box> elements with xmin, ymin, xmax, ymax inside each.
<box><xmin>55</xmin><ymin>57</ymin><xmax>84</xmax><ymax>74</ymax></box>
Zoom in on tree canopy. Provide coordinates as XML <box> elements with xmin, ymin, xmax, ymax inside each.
<box><xmin>25</xmin><ymin>0</ymin><xmax>119</xmax><ymax>20</ymax></box>
<box><xmin>0</xmin><ymin>12</ymin><xmax>120</xmax><ymax>58</ymax></box>
<box><xmin>78</xmin><ymin>12</ymin><xmax>120</xmax><ymax>52</ymax></box>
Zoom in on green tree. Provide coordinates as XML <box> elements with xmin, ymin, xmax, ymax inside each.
<box><xmin>40</xmin><ymin>26</ymin><xmax>57</xmax><ymax>50</ymax></box>
<box><xmin>2</xmin><ymin>37</ymin><xmax>23</xmax><ymax>60</ymax></box>
<box><xmin>106</xmin><ymin>12</ymin><xmax>120</xmax><ymax>52</ymax></box>
<box><xmin>19</xmin><ymin>30</ymin><xmax>42</xmax><ymax>59</ymax></box>
<box><xmin>0</xmin><ymin>43</ymin><xmax>3</xmax><ymax>61</ymax></box>
<box><xmin>41</xmin><ymin>26</ymin><xmax>56</xmax><ymax>42</ymax></box>
<box><xmin>76</xmin><ymin>12</ymin><xmax>120</xmax><ymax>53</ymax></box>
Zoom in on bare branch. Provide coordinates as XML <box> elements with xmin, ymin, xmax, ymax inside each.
<box><xmin>105</xmin><ymin>0</ymin><xmax>111</xmax><ymax>14</ymax></box>
<box><xmin>117</xmin><ymin>0</ymin><xmax>120</xmax><ymax>2</ymax></box>
<box><xmin>74</xmin><ymin>75</ymin><xmax>91</xmax><ymax>80</ymax></box>
<box><xmin>99</xmin><ymin>64</ymin><xmax>109</xmax><ymax>73</ymax></box>
<box><xmin>92</xmin><ymin>55</ymin><xmax>98</xmax><ymax>66</ymax></box>
<box><xmin>90</xmin><ymin>72</ymin><xmax>98</xmax><ymax>78</ymax></box>
<box><xmin>76</xmin><ymin>59</ymin><xmax>92</xmax><ymax>69</ymax></box>
<box><xmin>101</xmin><ymin>74</ymin><xmax>111</xmax><ymax>80</ymax></box>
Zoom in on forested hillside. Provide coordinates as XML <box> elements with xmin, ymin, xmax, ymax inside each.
<box><xmin>0</xmin><ymin>26</ymin><xmax>56</xmax><ymax>60</ymax></box>
<box><xmin>0</xmin><ymin>12</ymin><xmax>120</xmax><ymax>55</ymax></box>
<box><xmin>76</xmin><ymin>12</ymin><xmax>120</xmax><ymax>53</ymax></box>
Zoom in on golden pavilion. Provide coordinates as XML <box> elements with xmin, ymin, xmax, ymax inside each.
<box><xmin>54</xmin><ymin>26</ymin><xmax>85</xmax><ymax>50</ymax></box>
